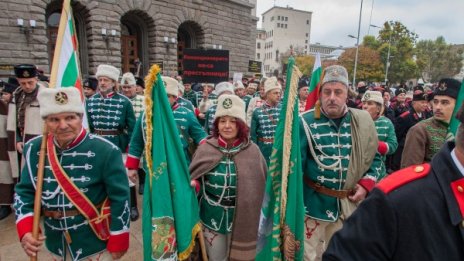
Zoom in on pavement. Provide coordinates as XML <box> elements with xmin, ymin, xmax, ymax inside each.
<box><xmin>0</xmin><ymin>190</ymin><xmax>144</xmax><ymax>261</ymax></box>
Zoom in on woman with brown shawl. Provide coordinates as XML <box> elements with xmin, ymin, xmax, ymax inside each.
<box><xmin>190</xmin><ymin>94</ymin><xmax>267</xmax><ymax>261</ymax></box>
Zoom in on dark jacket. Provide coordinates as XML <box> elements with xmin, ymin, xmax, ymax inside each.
<box><xmin>323</xmin><ymin>141</ymin><xmax>464</xmax><ymax>261</ymax></box>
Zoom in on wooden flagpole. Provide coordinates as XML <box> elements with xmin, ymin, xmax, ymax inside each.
<box><xmin>197</xmin><ymin>225</ymin><xmax>208</xmax><ymax>261</ymax></box>
<box><xmin>30</xmin><ymin>0</ymin><xmax>70</xmax><ymax>260</ymax></box>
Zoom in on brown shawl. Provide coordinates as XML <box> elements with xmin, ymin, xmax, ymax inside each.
<box><xmin>190</xmin><ymin>137</ymin><xmax>267</xmax><ymax>261</ymax></box>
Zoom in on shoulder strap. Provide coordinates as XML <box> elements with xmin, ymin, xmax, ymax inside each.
<box><xmin>46</xmin><ymin>134</ymin><xmax>111</xmax><ymax>240</ymax></box>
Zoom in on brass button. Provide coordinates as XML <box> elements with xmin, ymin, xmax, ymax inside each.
<box><xmin>458</xmin><ymin>186</ymin><xmax>464</xmax><ymax>193</ymax></box>
<box><xmin>414</xmin><ymin>165</ymin><xmax>424</xmax><ymax>173</ymax></box>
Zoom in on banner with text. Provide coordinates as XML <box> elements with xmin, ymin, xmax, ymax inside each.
<box><xmin>248</xmin><ymin>60</ymin><xmax>262</xmax><ymax>73</ymax></box>
<box><xmin>182</xmin><ymin>49</ymin><xmax>229</xmax><ymax>84</ymax></box>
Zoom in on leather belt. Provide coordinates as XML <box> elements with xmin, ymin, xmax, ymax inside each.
<box><xmin>258</xmin><ymin>137</ymin><xmax>274</xmax><ymax>143</ymax></box>
<box><xmin>205</xmin><ymin>190</ymin><xmax>236</xmax><ymax>207</ymax></box>
<box><xmin>303</xmin><ymin>176</ymin><xmax>354</xmax><ymax>199</ymax></box>
<box><xmin>94</xmin><ymin>129</ymin><xmax>122</xmax><ymax>136</ymax></box>
<box><xmin>43</xmin><ymin>202</ymin><xmax>104</xmax><ymax>219</ymax></box>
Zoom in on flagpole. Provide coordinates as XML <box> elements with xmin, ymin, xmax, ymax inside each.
<box><xmin>30</xmin><ymin>1</ymin><xmax>71</xmax><ymax>260</ymax></box>
<box><xmin>49</xmin><ymin>0</ymin><xmax>71</xmax><ymax>88</ymax></box>
<box><xmin>197</xmin><ymin>225</ymin><xmax>208</xmax><ymax>261</ymax></box>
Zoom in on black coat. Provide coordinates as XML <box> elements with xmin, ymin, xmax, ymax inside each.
<box><xmin>323</xmin><ymin>141</ymin><xmax>464</xmax><ymax>261</ymax></box>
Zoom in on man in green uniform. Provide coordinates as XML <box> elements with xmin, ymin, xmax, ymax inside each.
<box><xmin>299</xmin><ymin>65</ymin><xmax>381</xmax><ymax>260</ymax></box>
<box><xmin>401</xmin><ymin>78</ymin><xmax>461</xmax><ymax>168</ymax></box>
<box><xmin>126</xmin><ymin>77</ymin><xmax>206</xmax><ymax>183</ymax></box>
<box><xmin>15</xmin><ymin>87</ymin><xmax>130</xmax><ymax>260</ymax></box>
<box><xmin>250</xmin><ymin>76</ymin><xmax>282</xmax><ymax>165</ymax></box>
<box><xmin>86</xmin><ymin>64</ymin><xmax>138</xmax><ymax>221</ymax></box>
<box><xmin>234</xmin><ymin>81</ymin><xmax>252</xmax><ymax>111</ymax></box>
<box><xmin>182</xmin><ymin>82</ymin><xmax>198</xmax><ymax>108</ymax></box>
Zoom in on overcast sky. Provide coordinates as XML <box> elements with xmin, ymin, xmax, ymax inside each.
<box><xmin>256</xmin><ymin>0</ymin><xmax>464</xmax><ymax>48</ymax></box>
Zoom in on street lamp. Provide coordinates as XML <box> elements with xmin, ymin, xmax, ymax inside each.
<box><xmin>370</xmin><ymin>24</ymin><xmax>392</xmax><ymax>84</ymax></box>
<box><xmin>351</xmin><ymin>0</ymin><xmax>363</xmax><ymax>87</ymax></box>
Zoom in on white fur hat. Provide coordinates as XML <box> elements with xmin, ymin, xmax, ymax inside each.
<box><xmin>178</xmin><ymin>83</ymin><xmax>185</xmax><ymax>94</ymax></box>
<box><xmin>120</xmin><ymin>72</ymin><xmax>136</xmax><ymax>86</ymax></box>
<box><xmin>215</xmin><ymin>94</ymin><xmax>246</xmax><ymax>124</ymax></box>
<box><xmin>362</xmin><ymin>90</ymin><xmax>384</xmax><ymax>107</ymax></box>
<box><xmin>38</xmin><ymin>87</ymin><xmax>84</xmax><ymax>118</ymax></box>
<box><xmin>162</xmin><ymin>76</ymin><xmax>179</xmax><ymax>97</ymax></box>
<box><xmin>214</xmin><ymin>82</ymin><xmax>235</xmax><ymax>96</ymax></box>
<box><xmin>264</xmin><ymin>76</ymin><xmax>282</xmax><ymax>94</ymax></box>
<box><xmin>95</xmin><ymin>64</ymin><xmax>120</xmax><ymax>82</ymax></box>
<box><xmin>233</xmin><ymin>81</ymin><xmax>245</xmax><ymax>90</ymax></box>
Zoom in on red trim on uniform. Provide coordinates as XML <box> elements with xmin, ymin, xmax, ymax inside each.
<box><xmin>107</xmin><ymin>232</ymin><xmax>129</xmax><ymax>252</ymax></box>
<box><xmin>377</xmin><ymin>163</ymin><xmax>431</xmax><ymax>194</ymax></box>
<box><xmin>172</xmin><ymin>103</ymin><xmax>180</xmax><ymax>111</ymax></box>
<box><xmin>191</xmin><ymin>179</ymin><xmax>200</xmax><ymax>194</ymax></box>
<box><xmin>377</xmin><ymin>141</ymin><xmax>388</xmax><ymax>155</ymax></box>
<box><xmin>450</xmin><ymin>178</ymin><xmax>464</xmax><ymax>218</ymax></box>
<box><xmin>358</xmin><ymin>178</ymin><xmax>375</xmax><ymax>192</ymax></box>
<box><xmin>125</xmin><ymin>155</ymin><xmax>140</xmax><ymax>169</ymax></box>
<box><xmin>16</xmin><ymin>216</ymin><xmax>33</xmax><ymax>240</ymax></box>
<box><xmin>199</xmin><ymin>138</ymin><xmax>207</xmax><ymax>145</ymax></box>
<box><xmin>399</xmin><ymin>111</ymin><xmax>410</xmax><ymax>118</ymax></box>
<box><xmin>60</xmin><ymin>128</ymin><xmax>86</xmax><ymax>150</ymax></box>
<box><xmin>218</xmin><ymin>136</ymin><xmax>241</xmax><ymax>148</ymax></box>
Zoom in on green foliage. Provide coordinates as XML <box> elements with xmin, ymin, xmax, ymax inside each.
<box><xmin>339</xmin><ymin>46</ymin><xmax>384</xmax><ymax>82</ymax></box>
<box><xmin>415</xmin><ymin>36</ymin><xmax>463</xmax><ymax>82</ymax></box>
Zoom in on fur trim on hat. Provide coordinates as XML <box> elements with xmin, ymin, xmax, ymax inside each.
<box><xmin>178</xmin><ymin>83</ymin><xmax>185</xmax><ymax>94</ymax></box>
<box><xmin>214</xmin><ymin>82</ymin><xmax>235</xmax><ymax>96</ymax></box>
<box><xmin>233</xmin><ymin>81</ymin><xmax>245</xmax><ymax>90</ymax></box>
<box><xmin>95</xmin><ymin>64</ymin><xmax>120</xmax><ymax>82</ymax></box>
<box><xmin>321</xmin><ymin>65</ymin><xmax>349</xmax><ymax>87</ymax></box>
<box><xmin>362</xmin><ymin>91</ymin><xmax>384</xmax><ymax>107</ymax></box>
<box><xmin>215</xmin><ymin>94</ymin><xmax>246</xmax><ymax>123</ymax></box>
<box><xmin>162</xmin><ymin>76</ymin><xmax>179</xmax><ymax>97</ymax></box>
<box><xmin>38</xmin><ymin>87</ymin><xmax>84</xmax><ymax>118</ymax></box>
<box><xmin>264</xmin><ymin>76</ymin><xmax>282</xmax><ymax>93</ymax></box>
<box><xmin>120</xmin><ymin>72</ymin><xmax>136</xmax><ymax>85</ymax></box>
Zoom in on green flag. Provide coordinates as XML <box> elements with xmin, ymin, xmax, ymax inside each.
<box><xmin>142</xmin><ymin>65</ymin><xmax>200</xmax><ymax>261</ymax></box>
<box><xmin>449</xmin><ymin>80</ymin><xmax>464</xmax><ymax>136</ymax></box>
<box><xmin>256</xmin><ymin>57</ymin><xmax>305</xmax><ymax>260</ymax></box>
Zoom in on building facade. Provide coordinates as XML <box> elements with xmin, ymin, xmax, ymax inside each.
<box><xmin>0</xmin><ymin>0</ymin><xmax>257</xmax><ymax>79</ymax></box>
<box><xmin>308</xmin><ymin>43</ymin><xmax>345</xmax><ymax>60</ymax></box>
<box><xmin>260</xmin><ymin>6</ymin><xmax>312</xmax><ymax>76</ymax></box>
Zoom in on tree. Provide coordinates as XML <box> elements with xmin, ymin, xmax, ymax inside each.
<box><xmin>377</xmin><ymin>21</ymin><xmax>419</xmax><ymax>84</ymax></box>
<box><xmin>415</xmin><ymin>36</ymin><xmax>463</xmax><ymax>82</ymax></box>
<box><xmin>338</xmin><ymin>46</ymin><xmax>384</xmax><ymax>82</ymax></box>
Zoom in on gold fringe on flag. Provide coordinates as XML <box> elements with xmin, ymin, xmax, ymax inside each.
<box><xmin>178</xmin><ymin>222</ymin><xmax>201</xmax><ymax>260</ymax></box>
<box><xmin>280</xmin><ymin>64</ymin><xmax>302</xmax><ymax>224</ymax></box>
<box><xmin>144</xmin><ymin>64</ymin><xmax>161</xmax><ymax>189</ymax></box>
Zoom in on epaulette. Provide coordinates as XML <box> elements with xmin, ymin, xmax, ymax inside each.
<box><xmin>377</xmin><ymin>164</ymin><xmax>431</xmax><ymax>194</ymax></box>
<box><xmin>399</xmin><ymin>111</ymin><xmax>410</xmax><ymax>118</ymax></box>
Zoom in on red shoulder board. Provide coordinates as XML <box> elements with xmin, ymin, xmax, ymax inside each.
<box><xmin>377</xmin><ymin>164</ymin><xmax>431</xmax><ymax>193</ymax></box>
<box><xmin>399</xmin><ymin>111</ymin><xmax>410</xmax><ymax>118</ymax></box>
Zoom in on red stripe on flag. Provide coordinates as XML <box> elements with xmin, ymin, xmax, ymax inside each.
<box><xmin>305</xmin><ymin>84</ymin><xmax>320</xmax><ymax>111</ymax></box>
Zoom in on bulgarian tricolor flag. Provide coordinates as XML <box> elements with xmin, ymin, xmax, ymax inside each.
<box><xmin>49</xmin><ymin>0</ymin><xmax>87</xmax><ymax>127</ymax></box>
<box><xmin>304</xmin><ymin>52</ymin><xmax>323</xmax><ymax>110</ymax></box>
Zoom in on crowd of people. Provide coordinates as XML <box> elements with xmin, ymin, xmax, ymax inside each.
<box><xmin>0</xmin><ymin>62</ymin><xmax>463</xmax><ymax>260</ymax></box>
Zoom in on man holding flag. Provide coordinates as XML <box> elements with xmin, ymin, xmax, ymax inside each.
<box><xmin>299</xmin><ymin>65</ymin><xmax>381</xmax><ymax>260</ymax></box>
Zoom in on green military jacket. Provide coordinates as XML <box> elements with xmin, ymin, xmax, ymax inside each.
<box><xmin>204</xmin><ymin>104</ymin><xmax>217</xmax><ymax>135</ymax></box>
<box><xmin>14</xmin><ymin>130</ymin><xmax>130</xmax><ymax>260</ymax></box>
<box><xmin>374</xmin><ymin>116</ymin><xmax>398</xmax><ymax>179</ymax></box>
<box><xmin>86</xmin><ymin>92</ymin><xmax>135</xmax><ymax>151</ymax></box>
<box><xmin>299</xmin><ymin>109</ymin><xmax>382</xmax><ymax>222</ymax></box>
<box><xmin>199</xmin><ymin>141</ymin><xmax>241</xmax><ymax>234</ymax></box>
<box><xmin>126</xmin><ymin>103</ymin><xmax>206</xmax><ymax>168</ymax></box>
<box><xmin>250</xmin><ymin>102</ymin><xmax>282</xmax><ymax>165</ymax></box>
<box><xmin>242</xmin><ymin>95</ymin><xmax>252</xmax><ymax>111</ymax></box>
<box><xmin>183</xmin><ymin>89</ymin><xmax>198</xmax><ymax>108</ymax></box>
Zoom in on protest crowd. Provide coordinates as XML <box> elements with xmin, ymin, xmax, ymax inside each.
<box><xmin>1</xmin><ymin>5</ymin><xmax>464</xmax><ymax>261</ymax></box>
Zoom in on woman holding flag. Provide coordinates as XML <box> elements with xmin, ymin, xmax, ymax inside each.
<box><xmin>190</xmin><ymin>94</ymin><xmax>267</xmax><ymax>261</ymax></box>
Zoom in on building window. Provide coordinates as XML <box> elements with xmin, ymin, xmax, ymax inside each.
<box><xmin>278</xmin><ymin>16</ymin><xmax>280</xmax><ymax>20</ymax></box>
<box><xmin>285</xmin><ymin>24</ymin><xmax>287</xmax><ymax>28</ymax></box>
<box><xmin>271</xmin><ymin>16</ymin><xmax>274</xmax><ymax>21</ymax></box>
<box><xmin>307</xmin><ymin>20</ymin><xmax>309</xmax><ymax>24</ymax></box>
<box><xmin>305</xmin><ymin>40</ymin><xmax>308</xmax><ymax>43</ymax></box>
<box><xmin>275</xmin><ymin>50</ymin><xmax>279</xmax><ymax>61</ymax></box>
<box><xmin>257</xmin><ymin>53</ymin><xmax>260</xmax><ymax>59</ymax></box>
<box><xmin>277</xmin><ymin>23</ymin><xmax>280</xmax><ymax>28</ymax></box>
<box><xmin>306</xmin><ymin>33</ymin><xmax>309</xmax><ymax>37</ymax></box>
<box><xmin>262</xmin><ymin>15</ymin><xmax>265</xmax><ymax>22</ymax></box>
<box><xmin>285</xmin><ymin>17</ymin><xmax>288</xmax><ymax>21</ymax></box>
<box><xmin>257</xmin><ymin>42</ymin><xmax>261</xmax><ymax>49</ymax></box>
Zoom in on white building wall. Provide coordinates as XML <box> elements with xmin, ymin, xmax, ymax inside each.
<box><xmin>260</xmin><ymin>6</ymin><xmax>312</xmax><ymax>75</ymax></box>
